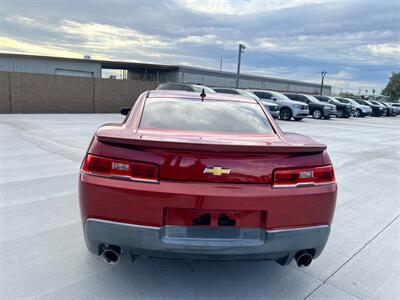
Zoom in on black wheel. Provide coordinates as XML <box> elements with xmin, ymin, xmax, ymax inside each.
<box><xmin>312</xmin><ymin>109</ymin><xmax>322</xmax><ymax>119</ymax></box>
<box><xmin>293</xmin><ymin>117</ymin><xmax>303</xmax><ymax>121</ymax></box>
<box><xmin>336</xmin><ymin>109</ymin><xmax>344</xmax><ymax>118</ymax></box>
<box><xmin>355</xmin><ymin>109</ymin><xmax>362</xmax><ymax>117</ymax></box>
<box><xmin>279</xmin><ymin>107</ymin><xmax>293</xmax><ymax>121</ymax></box>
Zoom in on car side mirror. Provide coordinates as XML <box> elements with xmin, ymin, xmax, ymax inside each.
<box><xmin>271</xmin><ymin>96</ymin><xmax>277</xmax><ymax>101</ymax></box>
<box><xmin>120</xmin><ymin>107</ymin><xmax>131</xmax><ymax>115</ymax></box>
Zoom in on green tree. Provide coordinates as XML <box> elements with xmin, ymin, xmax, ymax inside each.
<box><xmin>339</xmin><ymin>92</ymin><xmax>355</xmax><ymax>97</ymax></box>
<box><xmin>382</xmin><ymin>72</ymin><xmax>400</xmax><ymax>101</ymax></box>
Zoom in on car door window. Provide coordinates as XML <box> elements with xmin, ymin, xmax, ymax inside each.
<box><xmin>253</xmin><ymin>92</ymin><xmax>264</xmax><ymax>98</ymax></box>
<box><xmin>285</xmin><ymin>94</ymin><xmax>296</xmax><ymax>100</ymax></box>
<box><xmin>297</xmin><ymin>95</ymin><xmax>308</xmax><ymax>103</ymax></box>
<box><xmin>263</xmin><ymin>92</ymin><xmax>273</xmax><ymax>99</ymax></box>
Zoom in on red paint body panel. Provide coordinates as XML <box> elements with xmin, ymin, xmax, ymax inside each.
<box><xmin>79</xmin><ymin>90</ymin><xmax>337</xmax><ymax>235</ymax></box>
<box><xmin>79</xmin><ymin>173</ymin><xmax>336</xmax><ymax>229</ymax></box>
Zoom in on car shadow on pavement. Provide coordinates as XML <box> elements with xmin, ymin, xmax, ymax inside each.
<box><xmin>81</xmin><ymin>257</ymin><xmax>319</xmax><ymax>299</ymax></box>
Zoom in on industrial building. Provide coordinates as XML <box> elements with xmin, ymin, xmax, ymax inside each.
<box><xmin>0</xmin><ymin>53</ymin><xmax>331</xmax><ymax>94</ymax></box>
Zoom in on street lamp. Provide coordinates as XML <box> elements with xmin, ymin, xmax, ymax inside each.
<box><xmin>320</xmin><ymin>71</ymin><xmax>327</xmax><ymax>95</ymax></box>
<box><xmin>236</xmin><ymin>43</ymin><xmax>246</xmax><ymax>88</ymax></box>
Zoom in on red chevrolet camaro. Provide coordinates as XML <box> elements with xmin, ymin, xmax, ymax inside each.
<box><xmin>79</xmin><ymin>90</ymin><xmax>337</xmax><ymax>267</ymax></box>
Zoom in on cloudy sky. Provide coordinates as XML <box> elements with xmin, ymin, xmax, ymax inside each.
<box><xmin>0</xmin><ymin>0</ymin><xmax>399</xmax><ymax>93</ymax></box>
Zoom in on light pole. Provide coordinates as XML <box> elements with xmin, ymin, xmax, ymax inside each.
<box><xmin>320</xmin><ymin>71</ymin><xmax>327</xmax><ymax>95</ymax></box>
<box><xmin>236</xmin><ymin>44</ymin><xmax>246</xmax><ymax>88</ymax></box>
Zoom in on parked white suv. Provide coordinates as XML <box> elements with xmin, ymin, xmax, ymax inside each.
<box><xmin>250</xmin><ymin>90</ymin><xmax>309</xmax><ymax>121</ymax></box>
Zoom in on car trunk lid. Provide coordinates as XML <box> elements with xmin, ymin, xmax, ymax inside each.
<box><xmin>94</xmin><ymin>126</ymin><xmax>326</xmax><ymax>184</ymax></box>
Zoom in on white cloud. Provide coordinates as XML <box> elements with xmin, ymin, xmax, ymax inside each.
<box><xmin>176</xmin><ymin>0</ymin><xmax>324</xmax><ymax>15</ymax></box>
<box><xmin>365</xmin><ymin>44</ymin><xmax>400</xmax><ymax>58</ymax></box>
<box><xmin>0</xmin><ymin>36</ymin><xmax>111</xmax><ymax>59</ymax></box>
<box><xmin>59</xmin><ymin>20</ymin><xmax>171</xmax><ymax>50</ymax></box>
<box><xmin>179</xmin><ymin>34</ymin><xmax>223</xmax><ymax>45</ymax></box>
<box><xmin>247</xmin><ymin>31</ymin><xmax>399</xmax><ymax>66</ymax></box>
<box><xmin>5</xmin><ymin>15</ymin><xmax>39</xmax><ymax>26</ymax></box>
<box><xmin>330</xmin><ymin>70</ymin><xmax>353</xmax><ymax>80</ymax></box>
<box><xmin>254</xmin><ymin>38</ymin><xmax>279</xmax><ymax>50</ymax></box>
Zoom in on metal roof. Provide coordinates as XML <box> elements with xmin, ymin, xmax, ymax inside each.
<box><xmin>0</xmin><ymin>52</ymin><xmax>330</xmax><ymax>88</ymax></box>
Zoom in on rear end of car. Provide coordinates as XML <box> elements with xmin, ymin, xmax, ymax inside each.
<box><xmin>79</xmin><ymin>91</ymin><xmax>337</xmax><ymax>267</ymax></box>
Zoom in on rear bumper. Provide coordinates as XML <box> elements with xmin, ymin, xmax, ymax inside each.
<box><xmin>84</xmin><ymin>218</ymin><xmax>330</xmax><ymax>263</ymax></box>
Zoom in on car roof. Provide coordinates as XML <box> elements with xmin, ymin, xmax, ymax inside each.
<box><xmin>213</xmin><ymin>87</ymin><xmax>237</xmax><ymax>90</ymax></box>
<box><xmin>147</xmin><ymin>90</ymin><xmax>257</xmax><ymax>103</ymax></box>
<box><xmin>251</xmin><ymin>89</ymin><xmax>277</xmax><ymax>92</ymax></box>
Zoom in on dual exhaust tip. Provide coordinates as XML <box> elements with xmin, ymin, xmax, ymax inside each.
<box><xmin>100</xmin><ymin>245</ymin><xmax>314</xmax><ymax>267</ymax></box>
<box><xmin>101</xmin><ymin>245</ymin><xmax>121</xmax><ymax>265</ymax></box>
<box><xmin>295</xmin><ymin>250</ymin><xmax>313</xmax><ymax>267</ymax></box>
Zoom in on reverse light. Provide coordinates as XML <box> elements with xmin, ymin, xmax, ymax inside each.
<box><xmin>272</xmin><ymin>165</ymin><xmax>336</xmax><ymax>188</ymax></box>
<box><xmin>81</xmin><ymin>154</ymin><xmax>159</xmax><ymax>183</ymax></box>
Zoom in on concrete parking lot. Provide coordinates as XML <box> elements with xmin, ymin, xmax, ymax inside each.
<box><xmin>1</xmin><ymin>114</ymin><xmax>399</xmax><ymax>300</ymax></box>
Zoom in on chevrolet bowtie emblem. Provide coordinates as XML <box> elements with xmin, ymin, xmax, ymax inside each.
<box><xmin>203</xmin><ymin>166</ymin><xmax>231</xmax><ymax>176</ymax></box>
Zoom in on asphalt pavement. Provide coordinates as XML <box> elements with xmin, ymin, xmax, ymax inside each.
<box><xmin>1</xmin><ymin>114</ymin><xmax>399</xmax><ymax>300</ymax></box>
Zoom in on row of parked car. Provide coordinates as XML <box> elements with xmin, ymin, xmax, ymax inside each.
<box><xmin>156</xmin><ymin>83</ymin><xmax>400</xmax><ymax>121</ymax></box>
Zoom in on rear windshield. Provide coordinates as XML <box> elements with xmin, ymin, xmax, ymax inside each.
<box><xmin>140</xmin><ymin>98</ymin><xmax>273</xmax><ymax>134</ymax></box>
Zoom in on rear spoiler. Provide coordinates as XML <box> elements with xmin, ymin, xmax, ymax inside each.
<box><xmin>96</xmin><ymin>130</ymin><xmax>326</xmax><ymax>154</ymax></box>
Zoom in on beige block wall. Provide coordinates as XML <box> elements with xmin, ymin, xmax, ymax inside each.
<box><xmin>94</xmin><ymin>78</ymin><xmax>157</xmax><ymax>113</ymax></box>
<box><xmin>0</xmin><ymin>71</ymin><xmax>157</xmax><ymax>113</ymax></box>
<box><xmin>9</xmin><ymin>72</ymin><xmax>94</xmax><ymax>113</ymax></box>
<box><xmin>0</xmin><ymin>72</ymin><xmax>11</xmax><ymax>113</ymax></box>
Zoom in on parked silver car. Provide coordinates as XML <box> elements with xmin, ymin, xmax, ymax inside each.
<box><xmin>284</xmin><ymin>93</ymin><xmax>337</xmax><ymax>119</ymax></box>
<box><xmin>250</xmin><ymin>90</ymin><xmax>309</xmax><ymax>121</ymax></box>
<box><xmin>335</xmin><ymin>97</ymin><xmax>372</xmax><ymax>117</ymax></box>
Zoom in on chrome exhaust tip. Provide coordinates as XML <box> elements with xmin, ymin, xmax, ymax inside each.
<box><xmin>295</xmin><ymin>250</ymin><xmax>313</xmax><ymax>267</ymax></box>
<box><xmin>101</xmin><ymin>246</ymin><xmax>121</xmax><ymax>265</ymax></box>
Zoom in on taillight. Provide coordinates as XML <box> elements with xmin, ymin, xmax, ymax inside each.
<box><xmin>272</xmin><ymin>165</ymin><xmax>335</xmax><ymax>188</ymax></box>
<box><xmin>81</xmin><ymin>154</ymin><xmax>159</xmax><ymax>183</ymax></box>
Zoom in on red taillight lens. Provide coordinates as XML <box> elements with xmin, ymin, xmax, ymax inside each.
<box><xmin>273</xmin><ymin>165</ymin><xmax>335</xmax><ymax>188</ymax></box>
<box><xmin>82</xmin><ymin>154</ymin><xmax>159</xmax><ymax>182</ymax></box>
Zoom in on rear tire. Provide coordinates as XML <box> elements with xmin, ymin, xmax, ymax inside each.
<box><xmin>336</xmin><ymin>109</ymin><xmax>344</xmax><ymax>118</ymax></box>
<box><xmin>312</xmin><ymin>109</ymin><xmax>322</xmax><ymax>119</ymax></box>
<box><xmin>279</xmin><ymin>107</ymin><xmax>293</xmax><ymax>121</ymax></box>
